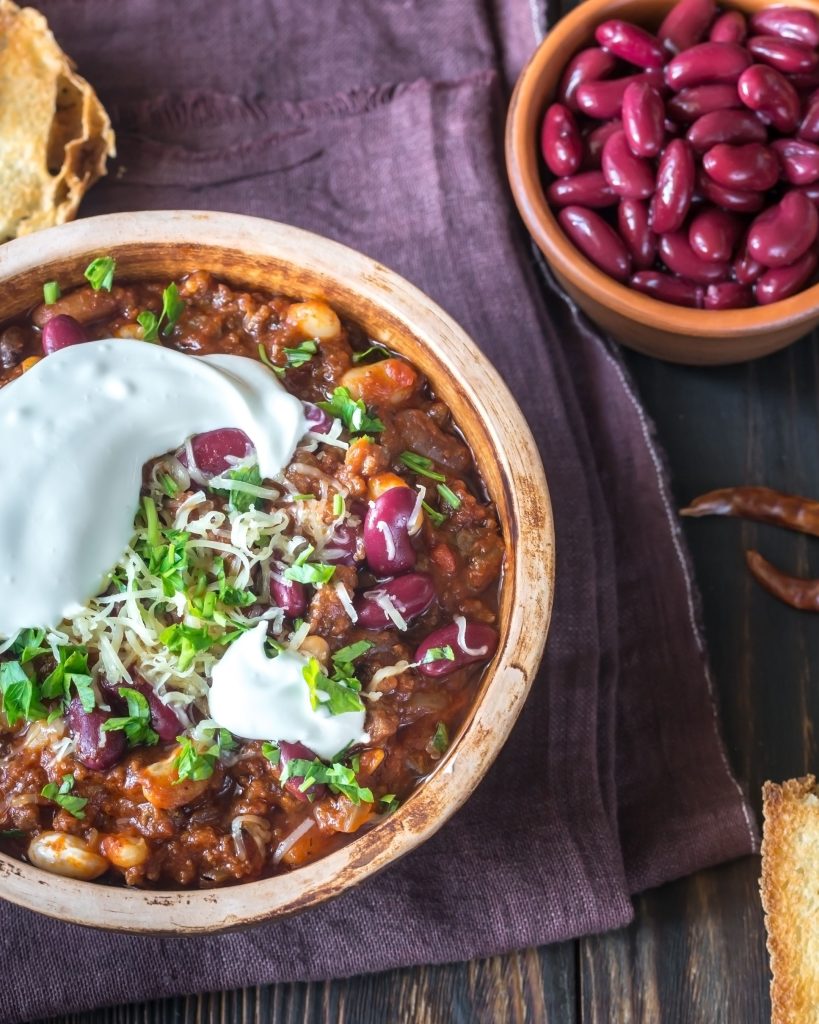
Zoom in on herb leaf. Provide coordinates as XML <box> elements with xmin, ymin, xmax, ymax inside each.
<box><xmin>332</xmin><ymin>641</ymin><xmax>373</xmax><ymax>669</ymax></box>
<box><xmin>213</xmin><ymin>464</ymin><xmax>263</xmax><ymax>514</ymax></box>
<box><xmin>283</xmin><ymin>561</ymin><xmax>336</xmax><ymax>585</ymax></box>
<box><xmin>400</xmin><ymin>451</ymin><xmax>446</xmax><ymax>482</ymax></box>
<box><xmin>41</xmin><ymin>774</ymin><xmax>87</xmax><ymax>819</ymax></box>
<box><xmin>436</xmin><ymin>483</ymin><xmax>462</xmax><ymax>510</ymax></box>
<box><xmin>11</xmin><ymin>628</ymin><xmax>50</xmax><ymax>664</ymax></box>
<box><xmin>422</xmin><ymin>501</ymin><xmax>446</xmax><ymax>528</ymax></box>
<box><xmin>281</xmin><ymin>757</ymin><xmax>373</xmax><ymax>804</ymax></box>
<box><xmin>302</xmin><ymin>657</ymin><xmax>364</xmax><ymax>716</ymax></box>
<box><xmin>43</xmin><ymin>281</ymin><xmax>60</xmax><ymax>305</ymax></box>
<box><xmin>352</xmin><ymin>345</ymin><xmax>388</xmax><ymax>365</ymax></box>
<box><xmin>0</xmin><ymin>661</ymin><xmax>47</xmax><ymax>726</ymax></box>
<box><xmin>431</xmin><ymin>721</ymin><xmax>449</xmax><ymax>754</ymax></box>
<box><xmin>41</xmin><ymin>647</ymin><xmax>94</xmax><ymax>712</ymax></box>
<box><xmin>261</xmin><ymin>741</ymin><xmax>280</xmax><ymax>765</ymax></box>
<box><xmin>317</xmin><ymin>387</ymin><xmax>383</xmax><ymax>435</ymax></box>
<box><xmin>173</xmin><ymin>728</ymin><xmax>236</xmax><ymax>782</ymax></box>
<box><xmin>101</xmin><ymin>687</ymin><xmax>159</xmax><ymax>747</ymax></box>
<box><xmin>284</xmin><ymin>340</ymin><xmax>318</xmax><ymax>368</ymax></box>
<box><xmin>84</xmin><ymin>256</ymin><xmax>116</xmax><ymax>292</ymax></box>
<box><xmin>137</xmin><ymin>310</ymin><xmax>160</xmax><ymax>343</ymax></box>
<box><xmin>161</xmin><ymin>283</ymin><xmax>184</xmax><ymax>336</ymax></box>
<box><xmin>160</xmin><ymin>624</ymin><xmax>219</xmax><ymax>672</ymax></box>
<box><xmin>421</xmin><ymin>645</ymin><xmax>455</xmax><ymax>665</ymax></box>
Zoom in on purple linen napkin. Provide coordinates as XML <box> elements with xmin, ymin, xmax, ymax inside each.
<box><xmin>0</xmin><ymin>3</ymin><xmax>757</xmax><ymax>1021</ymax></box>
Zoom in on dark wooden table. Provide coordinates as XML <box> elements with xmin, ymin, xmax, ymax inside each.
<box><xmin>40</xmin><ymin>309</ymin><xmax>812</xmax><ymax>1024</ymax></box>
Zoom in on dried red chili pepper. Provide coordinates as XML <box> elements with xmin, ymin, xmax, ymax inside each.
<box><xmin>745</xmin><ymin>550</ymin><xmax>819</xmax><ymax>612</ymax></box>
<box><xmin>680</xmin><ymin>486</ymin><xmax>819</xmax><ymax>536</ymax></box>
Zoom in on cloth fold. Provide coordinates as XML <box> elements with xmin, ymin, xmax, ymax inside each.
<box><xmin>0</xmin><ymin>3</ymin><xmax>756</xmax><ymax>1022</ymax></box>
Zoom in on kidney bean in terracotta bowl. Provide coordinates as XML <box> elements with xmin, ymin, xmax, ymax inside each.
<box><xmin>507</xmin><ymin>0</ymin><xmax>819</xmax><ymax>365</ymax></box>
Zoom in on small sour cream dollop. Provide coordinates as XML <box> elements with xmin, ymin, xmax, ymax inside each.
<box><xmin>208</xmin><ymin>624</ymin><xmax>368</xmax><ymax>759</ymax></box>
<box><xmin>0</xmin><ymin>340</ymin><xmax>305</xmax><ymax>637</ymax></box>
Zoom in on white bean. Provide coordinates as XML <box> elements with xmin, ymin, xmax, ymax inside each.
<box><xmin>28</xmin><ymin>831</ymin><xmax>109</xmax><ymax>880</ymax></box>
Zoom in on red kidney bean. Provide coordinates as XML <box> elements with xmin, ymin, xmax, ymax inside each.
<box><xmin>576</xmin><ymin>70</ymin><xmax>663</xmax><ymax>119</ymax></box>
<box><xmin>302</xmin><ymin>401</ymin><xmax>333</xmax><ymax>434</ymax></box>
<box><xmin>68</xmin><ymin>698</ymin><xmax>126</xmax><ymax>772</ymax></box>
<box><xmin>734</xmin><ymin>241</ymin><xmax>766</xmax><ymax>284</ymax></box>
<box><xmin>772</xmin><ymin>138</ymin><xmax>819</xmax><ymax>184</ymax></box>
<box><xmin>546</xmin><ymin>170</ymin><xmax>617</xmax><ymax>208</ymax></box>
<box><xmin>799</xmin><ymin>93</ymin><xmax>819</xmax><ymax>141</ymax></box>
<box><xmin>747</xmin><ymin>190</ymin><xmax>819</xmax><ymax>267</ymax></box>
<box><xmin>582</xmin><ymin>119</ymin><xmax>623</xmax><ymax>168</ymax></box>
<box><xmin>602</xmin><ymin>130</ymin><xmax>656</xmax><ymax>199</ymax></box>
<box><xmin>738</xmin><ymin>64</ymin><xmax>800</xmax><ymax>132</ymax></box>
<box><xmin>364</xmin><ymin>486</ymin><xmax>418</xmax><ymax>574</ymax></box>
<box><xmin>271</xmin><ymin>570</ymin><xmax>307</xmax><ymax>618</ymax></box>
<box><xmin>629</xmin><ymin>271</ymin><xmax>704</xmax><ymax>306</ymax></box>
<box><xmin>709</xmin><ymin>11</ymin><xmax>746</xmax><ymax>44</ymax></box>
<box><xmin>659</xmin><ymin>0</ymin><xmax>717</xmax><ymax>54</ymax></box>
<box><xmin>322</xmin><ymin>523</ymin><xmax>361</xmax><ymax>566</ymax></box>
<box><xmin>557</xmin><ymin>206</ymin><xmax>632</xmax><ymax>281</ymax></box>
<box><xmin>41</xmin><ymin>314</ymin><xmax>89</xmax><ymax>355</ymax></box>
<box><xmin>617</xmin><ymin>199</ymin><xmax>656</xmax><ymax>269</ymax></box>
<box><xmin>704</xmin><ymin>281</ymin><xmax>753</xmax><ymax>309</ymax></box>
<box><xmin>278</xmin><ymin>741</ymin><xmax>326</xmax><ymax>802</ymax></box>
<box><xmin>595</xmin><ymin>19</ymin><xmax>665</xmax><ymax>68</ymax></box>
<box><xmin>658</xmin><ymin>231</ymin><xmax>730</xmax><ymax>282</ymax></box>
<box><xmin>355</xmin><ymin>573</ymin><xmax>436</xmax><ymax>630</ymax></box>
<box><xmin>101</xmin><ymin>676</ymin><xmax>181</xmax><ymax>744</ymax></box>
<box><xmin>790</xmin><ymin>68</ymin><xmax>819</xmax><ymax>93</ymax></box>
<box><xmin>541</xmin><ymin>103</ymin><xmax>583</xmax><ymax>177</ymax></box>
<box><xmin>667</xmin><ymin>84</ymin><xmax>743</xmax><ymax>122</ymax></box>
<box><xmin>687</xmin><ymin>109</ymin><xmax>767</xmax><ymax>151</ymax></box>
<box><xmin>622</xmin><ymin>81</ymin><xmax>665</xmax><ymax>157</ymax></box>
<box><xmin>688</xmin><ymin>206</ymin><xmax>742</xmax><ymax>262</ymax></box>
<box><xmin>755</xmin><ymin>249</ymin><xmax>819</xmax><ymax>303</ymax></box>
<box><xmin>748</xmin><ymin>35</ymin><xmax>819</xmax><ymax>74</ymax></box>
<box><xmin>702</xmin><ymin>142</ymin><xmax>780</xmax><ymax>191</ymax></box>
<box><xmin>650</xmin><ymin>139</ymin><xmax>695</xmax><ymax>233</ymax></box>
<box><xmin>697</xmin><ymin>168</ymin><xmax>766</xmax><ymax>212</ymax></box>
<box><xmin>665</xmin><ymin>42</ymin><xmax>751</xmax><ymax>91</ymax></box>
<box><xmin>750</xmin><ymin>8</ymin><xmax>819</xmax><ymax>48</ymax></box>
<box><xmin>182</xmin><ymin>428</ymin><xmax>253</xmax><ymax>477</ymax></box>
<box><xmin>415</xmin><ymin>621</ymin><xmax>499</xmax><ymax>678</ymax></box>
<box><xmin>798</xmin><ymin>182</ymin><xmax>819</xmax><ymax>205</ymax></box>
<box><xmin>558</xmin><ymin>47</ymin><xmax>618</xmax><ymax>111</ymax></box>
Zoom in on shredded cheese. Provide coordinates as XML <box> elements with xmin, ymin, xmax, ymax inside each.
<box><xmin>454</xmin><ymin>614</ymin><xmax>489</xmax><ymax>656</ymax></box>
<box><xmin>273</xmin><ymin>817</ymin><xmax>314</xmax><ymax>864</ymax></box>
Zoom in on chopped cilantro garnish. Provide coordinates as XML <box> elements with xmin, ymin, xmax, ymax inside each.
<box><xmin>333</xmin><ymin>493</ymin><xmax>345</xmax><ymax>517</ymax></box>
<box><xmin>302</xmin><ymin>657</ymin><xmax>364</xmax><ymax>716</ymax></box>
<box><xmin>0</xmin><ymin>661</ymin><xmax>47</xmax><ymax>726</ymax></box>
<box><xmin>400</xmin><ymin>451</ymin><xmax>446</xmax><ymax>482</ymax></box>
<box><xmin>160</xmin><ymin>624</ymin><xmax>219</xmax><ymax>672</ymax></box>
<box><xmin>160</xmin><ymin>473</ymin><xmax>179</xmax><ymax>497</ymax></box>
<box><xmin>41</xmin><ymin>774</ymin><xmax>87</xmax><ymax>819</ymax></box>
<box><xmin>11</xmin><ymin>628</ymin><xmax>49</xmax><ymax>664</ymax></box>
<box><xmin>258</xmin><ymin>343</ymin><xmax>285</xmax><ymax>377</ymax></box>
<box><xmin>173</xmin><ymin>728</ymin><xmax>236</xmax><ymax>783</ymax></box>
<box><xmin>422</xmin><ymin>645</ymin><xmax>455</xmax><ymax>665</ymax></box>
<box><xmin>137</xmin><ymin>310</ymin><xmax>160</xmax><ymax>343</ymax></box>
<box><xmin>332</xmin><ymin>641</ymin><xmax>373</xmax><ymax>669</ymax></box>
<box><xmin>214</xmin><ymin>464</ymin><xmax>263</xmax><ymax>514</ymax></box>
<box><xmin>261</xmin><ymin>741</ymin><xmax>280</xmax><ymax>765</ymax></box>
<box><xmin>380</xmin><ymin>793</ymin><xmax>400</xmax><ymax>813</ymax></box>
<box><xmin>281</xmin><ymin>757</ymin><xmax>373</xmax><ymax>805</ymax></box>
<box><xmin>352</xmin><ymin>345</ymin><xmax>388</xmax><ymax>365</ymax></box>
<box><xmin>41</xmin><ymin>647</ymin><xmax>94</xmax><ymax>712</ymax></box>
<box><xmin>139</xmin><ymin>500</ymin><xmax>189</xmax><ymax>596</ymax></box>
<box><xmin>42</xmin><ymin>281</ymin><xmax>60</xmax><ymax>305</ymax></box>
<box><xmin>422</xmin><ymin>501</ymin><xmax>446</xmax><ymax>528</ymax></box>
<box><xmin>284</xmin><ymin>340</ymin><xmax>318</xmax><ymax>368</ymax></box>
<box><xmin>291</xmin><ymin>493</ymin><xmax>315</xmax><ymax>502</ymax></box>
<box><xmin>101</xmin><ymin>687</ymin><xmax>159</xmax><ymax>747</ymax></box>
<box><xmin>161</xmin><ymin>283</ymin><xmax>185</xmax><ymax>336</ymax></box>
<box><xmin>0</xmin><ymin>829</ymin><xmax>25</xmax><ymax>839</ymax></box>
<box><xmin>317</xmin><ymin>387</ymin><xmax>383</xmax><ymax>435</ymax></box>
<box><xmin>212</xmin><ymin>558</ymin><xmax>255</xmax><ymax>609</ymax></box>
<box><xmin>283</xmin><ymin>561</ymin><xmax>336</xmax><ymax>585</ymax></box>
<box><xmin>437</xmin><ymin>483</ymin><xmax>462</xmax><ymax>510</ymax></box>
<box><xmin>84</xmin><ymin>256</ymin><xmax>116</xmax><ymax>292</ymax></box>
<box><xmin>431</xmin><ymin>721</ymin><xmax>449</xmax><ymax>754</ymax></box>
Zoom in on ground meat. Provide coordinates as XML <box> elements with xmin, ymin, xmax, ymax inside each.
<box><xmin>308</xmin><ymin>565</ymin><xmax>357</xmax><ymax>637</ymax></box>
<box><xmin>394</xmin><ymin>408</ymin><xmax>471</xmax><ymax>474</ymax></box>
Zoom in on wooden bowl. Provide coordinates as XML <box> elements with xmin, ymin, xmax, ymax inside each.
<box><xmin>506</xmin><ymin>0</ymin><xmax>819</xmax><ymax>366</ymax></box>
<box><xmin>0</xmin><ymin>211</ymin><xmax>554</xmax><ymax>932</ymax></box>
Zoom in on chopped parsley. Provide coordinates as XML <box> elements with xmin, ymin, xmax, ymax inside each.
<box><xmin>400</xmin><ymin>451</ymin><xmax>446</xmax><ymax>482</ymax></box>
<box><xmin>431</xmin><ymin>721</ymin><xmax>449</xmax><ymax>755</ymax></box>
<box><xmin>101</xmin><ymin>687</ymin><xmax>158</xmax><ymax>747</ymax></box>
<box><xmin>422</xmin><ymin>645</ymin><xmax>455</xmax><ymax>665</ymax></box>
<box><xmin>140</xmin><ymin>498</ymin><xmax>189</xmax><ymax>596</ymax></box>
<box><xmin>333</xmin><ymin>493</ymin><xmax>345</xmax><ymax>517</ymax></box>
<box><xmin>261</xmin><ymin>741</ymin><xmax>280</xmax><ymax>765</ymax></box>
<box><xmin>380</xmin><ymin>793</ymin><xmax>400</xmax><ymax>814</ymax></box>
<box><xmin>160</xmin><ymin>473</ymin><xmax>179</xmax><ymax>497</ymax></box>
<box><xmin>41</xmin><ymin>646</ymin><xmax>94</xmax><ymax>712</ymax></box>
<box><xmin>160</xmin><ymin>283</ymin><xmax>185</xmax><ymax>336</ymax></box>
<box><xmin>317</xmin><ymin>386</ymin><xmax>383</xmax><ymax>435</ymax></box>
<box><xmin>212</xmin><ymin>558</ymin><xmax>255</xmax><ymax>609</ymax></box>
<box><xmin>215</xmin><ymin>464</ymin><xmax>263</xmax><ymax>514</ymax></box>
<box><xmin>137</xmin><ymin>310</ymin><xmax>160</xmax><ymax>343</ymax></box>
<box><xmin>0</xmin><ymin>661</ymin><xmax>46</xmax><ymax>726</ymax></box>
<box><xmin>352</xmin><ymin>345</ymin><xmax>388</xmax><ymax>364</ymax></box>
<box><xmin>281</xmin><ymin>757</ymin><xmax>374</xmax><ymax>805</ymax></box>
<box><xmin>284</xmin><ymin>561</ymin><xmax>335</xmax><ymax>585</ymax></box>
<box><xmin>258</xmin><ymin>343</ymin><xmax>284</xmax><ymax>377</ymax></box>
<box><xmin>42</xmin><ymin>281</ymin><xmax>60</xmax><ymax>305</ymax></box>
<box><xmin>41</xmin><ymin>774</ymin><xmax>87</xmax><ymax>819</ymax></box>
<box><xmin>422</xmin><ymin>501</ymin><xmax>446</xmax><ymax>528</ymax></box>
<box><xmin>291</xmin><ymin>493</ymin><xmax>316</xmax><ymax>502</ymax></box>
<box><xmin>160</xmin><ymin>624</ymin><xmax>220</xmax><ymax>672</ymax></box>
<box><xmin>84</xmin><ymin>256</ymin><xmax>116</xmax><ymax>292</ymax></box>
<box><xmin>173</xmin><ymin>728</ymin><xmax>236</xmax><ymax>783</ymax></box>
<box><xmin>437</xmin><ymin>483</ymin><xmax>462</xmax><ymax>510</ymax></box>
<box><xmin>332</xmin><ymin>640</ymin><xmax>373</xmax><ymax>670</ymax></box>
<box><xmin>302</xmin><ymin>657</ymin><xmax>364</xmax><ymax>716</ymax></box>
<box><xmin>10</xmin><ymin>628</ymin><xmax>50</xmax><ymax>664</ymax></box>
<box><xmin>284</xmin><ymin>339</ymin><xmax>318</xmax><ymax>368</ymax></box>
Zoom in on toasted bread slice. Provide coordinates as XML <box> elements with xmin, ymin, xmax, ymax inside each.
<box><xmin>761</xmin><ymin>776</ymin><xmax>819</xmax><ymax>1023</ymax></box>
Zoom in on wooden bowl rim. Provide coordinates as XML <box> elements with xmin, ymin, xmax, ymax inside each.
<box><xmin>0</xmin><ymin>211</ymin><xmax>554</xmax><ymax>933</ymax></box>
<box><xmin>505</xmin><ymin>0</ymin><xmax>819</xmax><ymax>346</ymax></box>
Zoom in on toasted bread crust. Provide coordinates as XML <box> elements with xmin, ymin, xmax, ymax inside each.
<box><xmin>761</xmin><ymin>776</ymin><xmax>819</xmax><ymax>1024</ymax></box>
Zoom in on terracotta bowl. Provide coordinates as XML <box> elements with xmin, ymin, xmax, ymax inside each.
<box><xmin>506</xmin><ymin>0</ymin><xmax>819</xmax><ymax>366</ymax></box>
<box><xmin>0</xmin><ymin>211</ymin><xmax>554</xmax><ymax>932</ymax></box>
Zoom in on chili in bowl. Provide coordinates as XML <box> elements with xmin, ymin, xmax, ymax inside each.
<box><xmin>0</xmin><ymin>211</ymin><xmax>553</xmax><ymax>931</ymax></box>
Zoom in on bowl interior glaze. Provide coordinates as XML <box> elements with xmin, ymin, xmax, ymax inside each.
<box><xmin>0</xmin><ymin>211</ymin><xmax>554</xmax><ymax>933</ymax></box>
<box><xmin>506</xmin><ymin>0</ymin><xmax>819</xmax><ymax>365</ymax></box>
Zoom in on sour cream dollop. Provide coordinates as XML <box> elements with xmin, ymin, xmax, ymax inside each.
<box><xmin>0</xmin><ymin>340</ymin><xmax>305</xmax><ymax>637</ymax></box>
<box><xmin>208</xmin><ymin>623</ymin><xmax>368</xmax><ymax>759</ymax></box>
